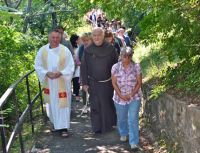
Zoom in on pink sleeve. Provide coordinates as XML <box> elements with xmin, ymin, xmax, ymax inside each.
<box><xmin>134</xmin><ymin>63</ymin><xmax>142</xmax><ymax>75</ymax></box>
<box><xmin>111</xmin><ymin>63</ymin><xmax>118</xmax><ymax>76</ymax></box>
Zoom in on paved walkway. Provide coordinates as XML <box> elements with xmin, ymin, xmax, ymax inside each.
<box><xmin>30</xmin><ymin>99</ymin><xmax>164</xmax><ymax>153</ymax></box>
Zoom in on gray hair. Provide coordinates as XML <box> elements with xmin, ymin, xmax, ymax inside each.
<box><xmin>120</xmin><ymin>47</ymin><xmax>133</xmax><ymax>57</ymax></box>
<box><xmin>92</xmin><ymin>27</ymin><xmax>105</xmax><ymax>36</ymax></box>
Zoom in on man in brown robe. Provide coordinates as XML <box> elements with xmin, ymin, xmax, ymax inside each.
<box><xmin>81</xmin><ymin>27</ymin><xmax>118</xmax><ymax>133</ymax></box>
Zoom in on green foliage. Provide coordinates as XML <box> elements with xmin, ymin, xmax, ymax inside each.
<box><xmin>138</xmin><ymin>0</ymin><xmax>200</xmax><ymax>61</ymax></box>
<box><xmin>0</xmin><ymin>24</ymin><xmax>43</xmax><ymax>92</ymax></box>
<box><xmin>0</xmin><ymin>11</ymin><xmax>21</xmax><ymax>25</ymax></box>
<box><xmin>80</xmin><ymin>0</ymin><xmax>200</xmax><ymax>98</ymax></box>
<box><xmin>73</xmin><ymin>0</ymin><xmax>199</xmax><ymax>62</ymax></box>
<box><xmin>150</xmin><ymin>85</ymin><xmax>166</xmax><ymax>100</ymax></box>
<box><xmin>22</xmin><ymin>0</ymin><xmax>85</xmax><ymax>34</ymax></box>
<box><xmin>0</xmin><ymin>0</ymin><xmax>199</xmax><ymax>109</ymax></box>
<box><xmin>0</xmin><ymin>24</ymin><xmax>46</xmax><ymax>126</ymax></box>
<box><xmin>73</xmin><ymin>0</ymin><xmax>144</xmax><ymax>32</ymax></box>
<box><xmin>163</xmin><ymin>56</ymin><xmax>200</xmax><ymax>94</ymax></box>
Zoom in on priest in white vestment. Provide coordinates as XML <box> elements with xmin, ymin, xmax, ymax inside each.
<box><xmin>34</xmin><ymin>30</ymin><xmax>74</xmax><ymax>137</ymax></box>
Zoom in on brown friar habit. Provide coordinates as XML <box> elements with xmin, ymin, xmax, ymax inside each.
<box><xmin>81</xmin><ymin>41</ymin><xmax>118</xmax><ymax>133</ymax></box>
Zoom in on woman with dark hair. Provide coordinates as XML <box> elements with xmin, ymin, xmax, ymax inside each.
<box><xmin>111</xmin><ymin>47</ymin><xmax>142</xmax><ymax>151</ymax></box>
<box><xmin>104</xmin><ymin>30</ymin><xmax>121</xmax><ymax>54</ymax></box>
<box><xmin>70</xmin><ymin>34</ymin><xmax>81</xmax><ymax>101</ymax></box>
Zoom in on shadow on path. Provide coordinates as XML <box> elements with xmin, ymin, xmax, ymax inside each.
<box><xmin>30</xmin><ymin>99</ymin><xmax>158</xmax><ymax>153</ymax></box>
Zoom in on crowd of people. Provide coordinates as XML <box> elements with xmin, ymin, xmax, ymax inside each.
<box><xmin>87</xmin><ymin>9</ymin><xmax>133</xmax><ymax>48</ymax></box>
<box><xmin>34</xmin><ymin>13</ymin><xmax>142</xmax><ymax>150</ymax></box>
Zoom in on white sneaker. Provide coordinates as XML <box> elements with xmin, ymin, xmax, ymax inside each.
<box><xmin>130</xmin><ymin>144</ymin><xmax>139</xmax><ymax>151</ymax></box>
<box><xmin>120</xmin><ymin>136</ymin><xmax>127</xmax><ymax>142</ymax></box>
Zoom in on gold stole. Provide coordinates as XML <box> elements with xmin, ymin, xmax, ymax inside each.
<box><xmin>42</xmin><ymin>45</ymin><xmax>68</xmax><ymax>108</ymax></box>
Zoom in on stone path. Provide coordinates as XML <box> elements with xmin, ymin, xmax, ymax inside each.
<box><xmin>30</xmin><ymin>99</ymin><xmax>166</xmax><ymax>153</ymax></box>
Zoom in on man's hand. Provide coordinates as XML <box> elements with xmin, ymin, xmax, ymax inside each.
<box><xmin>46</xmin><ymin>72</ymin><xmax>55</xmax><ymax>79</ymax></box>
<box><xmin>54</xmin><ymin>71</ymin><xmax>62</xmax><ymax>79</ymax></box>
<box><xmin>83</xmin><ymin>85</ymin><xmax>89</xmax><ymax>92</ymax></box>
<box><xmin>46</xmin><ymin>71</ymin><xmax>62</xmax><ymax>79</ymax></box>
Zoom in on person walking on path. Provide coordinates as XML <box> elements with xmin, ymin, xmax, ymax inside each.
<box><xmin>111</xmin><ymin>47</ymin><xmax>142</xmax><ymax>151</ymax></box>
<box><xmin>79</xmin><ymin>32</ymin><xmax>92</xmax><ymax>106</ymax></box>
<box><xmin>34</xmin><ymin>29</ymin><xmax>75</xmax><ymax>137</ymax></box>
<box><xmin>104</xmin><ymin>30</ymin><xmax>121</xmax><ymax>55</ymax></box>
<box><xmin>56</xmin><ymin>26</ymin><xmax>74</xmax><ymax>56</ymax></box>
<box><xmin>81</xmin><ymin>27</ymin><xmax>118</xmax><ymax>134</ymax></box>
<box><xmin>70</xmin><ymin>34</ymin><xmax>82</xmax><ymax>101</ymax></box>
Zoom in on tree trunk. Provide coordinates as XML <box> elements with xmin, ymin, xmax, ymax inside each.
<box><xmin>4</xmin><ymin>0</ymin><xmax>22</xmax><ymax>9</ymax></box>
<box><xmin>51</xmin><ymin>12</ymin><xmax>58</xmax><ymax>29</ymax></box>
<box><xmin>40</xmin><ymin>14</ymin><xmax>46</xmax><ymax>35</ymax></box>
<box><xmin>22</xmin><ymin>0</ymin><xmax>32</xmax><ymax>33</ymax></box>
<box><xmin>47</xmin><ymin>0</ymin><xmax>57</xmax><ymax>29</ymax></box>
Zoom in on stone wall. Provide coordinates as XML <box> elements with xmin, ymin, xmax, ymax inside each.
<box><xmin>143</xmin><ymin>84</ymin><xmax>200</xmax><ymax>153</ymax></box>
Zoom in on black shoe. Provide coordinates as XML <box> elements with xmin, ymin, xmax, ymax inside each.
<box><xmin>94</xmin><ymin>130</ymin><xmax>102</xmax><ymax>134</ymax></box>
<box><xmin>60</xmin><ymin>129</ymin><xmax>68</xmax><ymax>132</ymax></box>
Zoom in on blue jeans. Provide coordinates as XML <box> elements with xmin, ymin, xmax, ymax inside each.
<box><xmin>114</xmin><ymin>100</ymin><xmax>141</xmax><ymax>145</ymax></box>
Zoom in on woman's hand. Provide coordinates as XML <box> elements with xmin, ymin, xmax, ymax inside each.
<box><xmin>120</xmin><ymin>94</ymin><xmax>131</xmax><ymax>101</ymax></box>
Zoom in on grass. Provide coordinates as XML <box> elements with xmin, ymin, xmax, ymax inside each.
<box><xmin>133</xmin><ymin>42</ymin><xmax>169</xmax><ymax>80</ymax></box>
<box><xmin>133</xmin><ymin>40</ymin><xmax>200</xmax><ymax>103</ymax></box>
<box><xmin>135</xmin><ymin>39</ymin><xmax>199</xmax><ymax>152</ymax></box>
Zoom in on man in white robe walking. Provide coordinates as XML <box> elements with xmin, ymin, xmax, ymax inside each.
<box><xmin>34</xmin><ymin>29</ymin><xmax>74</xmax><ymax>137</ymax></box>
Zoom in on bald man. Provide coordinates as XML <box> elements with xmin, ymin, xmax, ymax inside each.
<box><xmin>81</xmin><ymin>27</ymin><xmax>118</xmax><ymax>134</ymax></box>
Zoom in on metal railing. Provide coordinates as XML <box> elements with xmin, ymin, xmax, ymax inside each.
<box><xmin>0</xmin><ymin>70</ymin><xmax>44</xmax><ymax>153</ymax></box>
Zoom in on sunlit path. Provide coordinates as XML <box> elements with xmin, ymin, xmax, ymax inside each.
<box><xmin>30</xmin><ymin>97</ymin><xmax>168</xmax><ymax>153</ymax></box>
<box><xmin>32</xmin><ymin>100</ymin><xmax>133</xmax><ymax>153</ymax></box>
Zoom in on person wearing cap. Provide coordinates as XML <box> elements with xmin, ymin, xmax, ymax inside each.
<box><xmin>111</xmin><ymin>47</ymin><xmax>142</xmax><ymax>151</ymax></box>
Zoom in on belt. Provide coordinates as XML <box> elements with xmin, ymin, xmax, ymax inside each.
<box><xmin>88</xmin><ymin>76</ymin><xmax>111</xmax><ymax>83</ymax></box>
<box><xmin>98</xmin><ymin>77</ymin><xmax>111</xmax><ymax>83</ymax></box>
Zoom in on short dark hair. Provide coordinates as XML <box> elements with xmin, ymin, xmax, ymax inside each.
<box><xmin>48</xmin><ymin>29</ymin><xmax>62</xmax><ymax>37</ymax></box>
<box><xmin>49</xmin><ymin>29</ymin><xmax>61</xmax><ymax>34</ymax></box>
<box><xmin>120</xmin><ymin>26</ymin><xmax>126</xmax><ymax>30</ymax></box>
<box><xmin>55</xmin><ymin>26</ymin><xmax>65</xmax><ymax>30</ymax></box>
